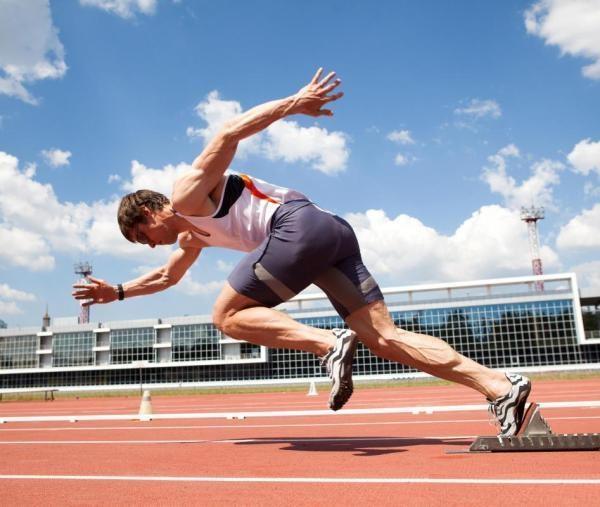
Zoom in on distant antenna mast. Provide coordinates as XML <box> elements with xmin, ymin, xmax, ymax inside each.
<box><xmin>74</xmin><ymin>262</ymin><xmax>93</xmax><ymax>323</ymax></box>
<box><xmin>520</xmin><ymin>206</ymin><xmax>545</xmax><ymax>291</ymax></box>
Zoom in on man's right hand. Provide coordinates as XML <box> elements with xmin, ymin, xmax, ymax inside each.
<box><xmin>289</xmin><ymin>67</ymin><xmax>344</xmax><ymax>117</ymax></box>
<box><xmin>72</xmin><ymin>275</ymin><xmax>118</xmax><ymax>307</ymax></box>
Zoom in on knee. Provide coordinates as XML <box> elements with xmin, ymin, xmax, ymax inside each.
<box><xmin>212</xmin><ymin>307</ymin><xmax>234</xmax><ymax>335</ymax></box>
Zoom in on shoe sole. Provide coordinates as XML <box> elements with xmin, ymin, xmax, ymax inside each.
<box><xmin>328</xmin><ymin>331</ymin><xmax>357</xmax><ymax>411</ymax></box>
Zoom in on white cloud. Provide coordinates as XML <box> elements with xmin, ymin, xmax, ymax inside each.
<box><xmin>121</xmin><ymin>159</ymin><xmax>191</xmax><ymax>196</ymax></box>
<box><xmin>345</xmin><ymin>205</ymin><xmax>559</xmax><ymax>283</ymax></box>
<box><xmin>584</xmin><ymin>182</ymin><xmax>600</xmax><ymax>197</ymax></box>
<box><xmin>175</xmin><ymin>273</ymin><xmax>225</xmax><ymax>296</ymax></box>
<box><xmin>454</xmin><ymin>99</ymin><xmax>502</xmax><ymax>119</ymax></box>
<box><xmin>187</xmin><ymin>90</ymin><xmax>263</xmax><ymax>158</ymax></box>
<box><xmin>41</xmin><ymin>148</ymin><xmax>72</xmax><ymax>167</ymax></box>
<box><xmin>0</xmin><ymin>301</ymin><xmax>22</xmax><ymax>315</ymax></box>
<box><xmin>188</xmin><ymin>90</ymin><xmax>349</xmax><ymax>175</ymax></box>
<box><xmin>387</xmin><ymin>130</ymin><xmax>415</xmax><ymax>145</ymax></box>
<box><xmin>572</xmin><ymin>260</ymin><xmax>600</xmax><ymax>291</ymax></box>
<box><xmin>0</xmin><ymin>283</ymin><xmax>35</xmax><ymax>316</ymax></box>
<box><xmin>568</xmin><ymin>138</ymin><xmax>600</xmax><ymax>176</ymax></box>
<box><xmin>216</xmin><ymin>260</ymin><xmax>234</xmax><ymax>272</ymax></box>
<box><xmin>0</xmin><ymin>284</ymin><xmax>36</xmax><ymax>302</ymax></box>
<box><xmin>108</xmin><ymin>174</ymin><xmax>122</xmax><ymax>183</ymax></box>
<box><xmin>481</xmin><ymin>144</ymin><xmax>564</xmax><ymax>209</ymax></box>
<box><xmin>0</xmin><ymin>151</ymin><xmax>90</xmax><ymax>253</ymax></box>
<box><xmin>0</xmin><ymin>224</ymin><xmax>54</xmax><ymax>270</ymax></box>
<box><xmin>394</xmin><ymin>154</ymin><xmax>410</xmax><ymax>166</ymax></box>
<box><xmin>525</xmin><ymin>0</ymin><xmax>600</xmax><ymax>80</ymax></box>
<box><xmin>79</xmin><ymin>0</ymin><xmax>157</xmax><ymax>18</ymax></box>
<box><xmin>0</xmin><ymin>0</ymin><xmax>67</xmax><ymax>104</ymax></box>
<box><xmin>0</xmin><ymin>151</ymin><xmax>168</xmax><ymax>272</ymax></box>
<box><xmin>263</xmin><ymin>120</ymin><xmax>348</xmax><ymax>174</ymax></box>
<box><xmin>556</xmin><ymin>203</ymin><xmax>600</xmax><ymax>250</ymax></box>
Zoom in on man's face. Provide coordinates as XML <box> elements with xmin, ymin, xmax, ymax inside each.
<box><xmin>133</xmin><ymin>208</ymin><xmax>178</xmax><ymax>248</ymax></box>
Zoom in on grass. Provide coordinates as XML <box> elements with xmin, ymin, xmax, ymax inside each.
<box><xmin>2</xmin><ymin>368</ymin><xmax>600</xmax><ymax>403</ymax></box>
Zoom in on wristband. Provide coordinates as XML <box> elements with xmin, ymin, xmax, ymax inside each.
<box><xmin>117</xmin><ymin>284</ymin><xmax>125</xmax><ymax>301</ymax></box>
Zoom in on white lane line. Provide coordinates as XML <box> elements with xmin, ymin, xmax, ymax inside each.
<box><xmin>4</xmin><ymin>390</ymin><xmax>598</xmax><ymax>416</ymax></box>
<box><xmin>2</xmin><ymin>414</ymin><xmax>599</xmax><ymax>433</ymax></box>
<box><xmin>0</xmin><ymin>418</ymin><xmax>487</xmax><ymax>432</ymax></box>
<box><xmin>0</xmin><ymin>435</ymin><xmax>475</xmax><ymax>445</ymax></box>
<box><xmin>0</xmin><ymin>439</ymin><xmax>208</xmax><ymax>445</ymax></box>
<box><xmin>1</xmin><ymin>400</ymin><xmax>600</xmax><ymax>423</ymax></box>
<box><xmin>5</xmin><ymin>389</ymin><xmax>598</xmax><ymax>416</ymax></box>
<box><xmin>217</xmin><ymin>435</ymin><xmax>474</xmax><ymax>444</ymax></box>
<box><xmin>0</xmin><ymin>475</ymin><xmax>599</xmax><ymax>485</ymax></box>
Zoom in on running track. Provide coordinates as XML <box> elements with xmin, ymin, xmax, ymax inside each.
<box><xmin>0</xmin><ymin>379</ymin><xmax>599</xmax><ymax>506</ymax></box>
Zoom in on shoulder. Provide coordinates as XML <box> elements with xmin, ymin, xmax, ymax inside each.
<box><xmin>178</xmin><ymin>230</ymin><xmax>207</xmax><ymax>249</ymax></box>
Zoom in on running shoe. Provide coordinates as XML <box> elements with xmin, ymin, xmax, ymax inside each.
<box><xmin>487</xmin><ymin>373</ymin><xmax>532</xmax><ymax>436</ymax></box>
<box><xmin>320</xmin><ymin>328</ymin><xmax>358</xmax><ymax>411</ymax></box>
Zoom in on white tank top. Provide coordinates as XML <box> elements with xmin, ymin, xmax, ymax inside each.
<box><xmin>175</xmin><ymin>173</ymin><xmax>308</xmax><ymax>252</ymax></box>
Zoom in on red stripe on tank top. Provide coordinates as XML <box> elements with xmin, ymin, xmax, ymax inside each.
<box><xmin>240</xmin><ymin>174</ymin><xmax>280</xmax><ymax>204</ymax></box>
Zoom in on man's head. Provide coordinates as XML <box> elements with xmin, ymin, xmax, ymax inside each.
<box><xmin>117</xmin><ymin>190</ymin><xmax>179</xmax><ymax>247</ymax></box>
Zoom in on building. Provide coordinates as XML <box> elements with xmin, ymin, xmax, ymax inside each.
<box><xmin>1</xmin><ymin>273</ymin><xmax>599</xmax><ymax>392</ymax></box>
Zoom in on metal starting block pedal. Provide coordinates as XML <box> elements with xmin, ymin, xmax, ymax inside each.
<box><xmin>468</xmin><ymin>402</ymin><xmax>600</xmax><ymax>453</ymax></box>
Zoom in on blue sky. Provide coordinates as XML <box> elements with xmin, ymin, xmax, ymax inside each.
<box><xmin>1</xmin><ymin>0</ymin><xmax>599</xmax><ymax>327</ymax></box>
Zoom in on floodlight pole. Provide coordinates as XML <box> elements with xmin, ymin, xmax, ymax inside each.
<box><xmin>520</xmin><ymin>206</ymin><xmax>545</xmax><ymax>291</ymax></box>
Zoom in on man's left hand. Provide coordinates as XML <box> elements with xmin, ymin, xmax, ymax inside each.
<box><xmin>290</xmin><ymin>67</ymin><xmax>344</xmax><ymax>117</ymax></box>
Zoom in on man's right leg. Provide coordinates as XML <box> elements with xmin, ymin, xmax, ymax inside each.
<box><xmin>212</xmin><ymin>282</ymin><xmax>358</xmax><ymax>410</ymax></box>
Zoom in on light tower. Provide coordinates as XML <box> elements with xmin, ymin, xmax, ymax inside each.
<box><xmin>74</xmin><ymin>262</ymin><xmax>93</xmax><ymax>324</ymax></box>
<box><xmin>520</xmin><ymin>206</ymin><xmax>545</xmax><ymax>291</ymax></box>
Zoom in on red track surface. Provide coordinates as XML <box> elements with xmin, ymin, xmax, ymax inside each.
<box><xmin>1</xmin><ymin>379</ymin><xmax>599</xmax><ymax>506</ymax></box>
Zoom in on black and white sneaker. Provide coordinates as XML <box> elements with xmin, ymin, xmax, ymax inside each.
<box><xmin>320</xmin><ymin>328</ymin><xmax>358</xmax><ymax>411</ymax></box>
<box><xmin>488</xmin><ymin>373</ymin><xmax>532</xmax><ymax>436</ymax></box>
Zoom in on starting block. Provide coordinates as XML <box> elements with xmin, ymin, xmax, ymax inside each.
<box><xmin>468</xmin><ymin>402</ymin><xmax>600</xmax><ymax>453</ymax></box>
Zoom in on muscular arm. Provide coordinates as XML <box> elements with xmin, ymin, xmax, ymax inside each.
<box><xmin>72</xmin><ymin>247</ymin><xmax>202</xmax><ymax>306</ymax></box>
<box><xmin>173</xmin><ymin>68</ymin><xmax>343</xmax><ymax>214</ymax></box>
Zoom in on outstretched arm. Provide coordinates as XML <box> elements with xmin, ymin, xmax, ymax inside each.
<box><xmin>71</xmin><ymin>246</ymin><xmax>202</xmax><ymax>306</ymax></box>
<box><xmin>174</xmin><ymin>68</ymin><xmax>343</xmax><ymax>211</ymax></box>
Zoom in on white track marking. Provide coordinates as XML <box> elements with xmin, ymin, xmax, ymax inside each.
<box><xmin>1</xmin><ymin>400</ymin><xmax>600</xmax><ymax>423</ymax></box>
<box><xmin>0</xmin><ymin>475</ymin><xmax>599</xmax><ymax>485</ymax></box>
<box><xmin>1</xmin><ymin>414</ymin><xmax>599</xmax><ymax>433</ymax></box>
<box><xmin>0</xmin><ymin>435</ymin><xmax>475</xmax><ymax>445</ymax></box>
<box><xmin>3</xmin><ymin>388</ymin><xmax>598</xmax><ymax>415</ymax></box>
<box><xmin>0</xmin><ymin>439</ymin><xmax>208</xmax><ymax>445</ymax></box>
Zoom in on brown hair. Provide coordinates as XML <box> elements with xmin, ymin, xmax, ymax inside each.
<box><xmin>117</xmin><ymin>189</ymin><xmax>170</xmax><ymax>242</ymax></box>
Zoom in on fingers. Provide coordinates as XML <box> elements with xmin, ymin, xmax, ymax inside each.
<box><xmin>317</xmin><ymin>109</ymin><xmax>334</xmax><ymax>117</ymax></box>
<box><xmin>324</xmin><ymin>91</ymin><xmax>344</xmax><ymax>102</ymax></box>
<box><xmin>320</xmin><ymin>79</ymin><xmax>342</xmax><ymax>95</ymax></box>
<box><xmin>318</xmin><ymin>71</ymin><xmax>337</xmax><ymax>88</ymax></box>
<box><xmin>310</xmin><ymin>67</ymin><xmax>323</xmax><ymax>84</ymax></box>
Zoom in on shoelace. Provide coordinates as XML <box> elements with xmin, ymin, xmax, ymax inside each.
<box><xmin>487</xmin><ymin>402</ymin><xmax>498</xmax><ymax>428</ymax></box>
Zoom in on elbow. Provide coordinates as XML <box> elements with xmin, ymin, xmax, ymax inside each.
<box><xmin>219</xmin><ymin>120</ymin><xmax>241</xmax><ymax>143</ymax></box>
<box><xmin>159</xmin><ymin>272</ymin><xmax>178</xmax><ymax>289</ymax></box>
